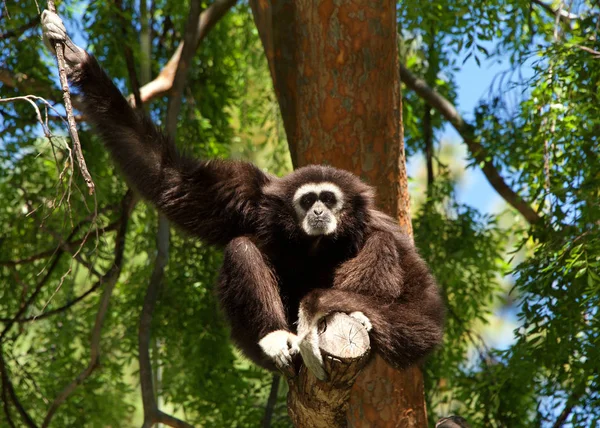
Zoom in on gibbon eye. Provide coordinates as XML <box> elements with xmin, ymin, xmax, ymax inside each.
<box><xmin>319</xmin><ymin>191</ymin><xmax>337</xmax><ymax>207</ymax></box>
<box><xmin>299</xmin><ymin>192</ymin><xmax>318</xmax><ymax>210</ymax></box>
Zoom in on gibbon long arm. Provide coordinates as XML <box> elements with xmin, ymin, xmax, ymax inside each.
<box><xmin>42</xmin><ymin>11</ymin><xmax>269</xmax><ymax>246</ymax></box>
<box><xmin>219</xmin><ymin>237</ymin><xmax>294</xmax><ymax>371</ymax></box>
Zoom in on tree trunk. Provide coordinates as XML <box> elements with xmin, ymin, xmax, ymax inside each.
<box><xmin>250</xmin><ymin>0</ymin><xmax>427</xmax><ymax>426</ymax></box>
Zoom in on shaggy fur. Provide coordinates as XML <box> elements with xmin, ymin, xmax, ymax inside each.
<box><xmin>61</xmin><ymin>46</ymin><xmax>444</xmax><ymax>372</ymax></box>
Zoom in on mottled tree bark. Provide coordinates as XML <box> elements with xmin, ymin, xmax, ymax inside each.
<box><xmin>250</xmin><ymin>0</ymin><xmax>427</xmax><ymax>426</ymax></box>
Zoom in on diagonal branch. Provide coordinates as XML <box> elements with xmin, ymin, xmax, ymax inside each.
<box><xmin>531</xmin><ymin>0</ymin><xmax>579</xmax><ymax>22</ymax></box>
<box><xmin>136</xmin><ymin>0</ymin><xmax>238</xmax><ymax>106</ymax></box>
<box><xmin>551</xmin><ymin>383</ymin><xmax>586</xmax><ymax>428</ymax></box>
<box><xmin>41</xmin><ymin>192</ymin><xmax>135</xmax><ymax>428</ymax></box>
<box><xmin>1</xmin><ymin>0</ymin><xmax>237</xmax><ymax>117</ymax></box>
<box><xmin>399</xmin><ymin>62</ymin><xmax>543</xmax><ymax>225</ymax></box>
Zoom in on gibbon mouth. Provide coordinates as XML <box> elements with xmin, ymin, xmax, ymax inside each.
<box><xmin>309</xmin><ymin>219</ymin><xmax>329</xmax><ymax>230</ymax></box>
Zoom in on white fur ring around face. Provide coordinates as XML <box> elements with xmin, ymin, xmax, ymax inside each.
<box><xmin>258</xmin><ymin>330</ymin><xmax>299</xmax><ymax>369</ymax></box>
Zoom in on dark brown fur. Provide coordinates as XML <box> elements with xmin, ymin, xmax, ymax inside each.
<box><xmin>68</xmin><ymin>52</ymin><xmax>444</xmax><ymax>371</ymax></box>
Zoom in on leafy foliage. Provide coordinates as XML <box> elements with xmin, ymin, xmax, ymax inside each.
<box><xmin>0</xmin><ymin>0</ymin><xmax>598</xmax><ymax>427</ymax></box>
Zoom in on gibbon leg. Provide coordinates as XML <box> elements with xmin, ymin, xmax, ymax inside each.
<box><xmin>218</xmin><ymin>237</ymin><xmax>297</xmax><ymax>371</ymax></box>
<box><xmin>297</xmin><ymin>288</ymin><xmax>443</xmax><ymax>379</ymax></box>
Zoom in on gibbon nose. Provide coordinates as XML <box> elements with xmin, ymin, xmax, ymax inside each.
<box><xmin>313</xmin><ymin>208</ymin><xmax>324</xmax><ymax>216</ymax></box>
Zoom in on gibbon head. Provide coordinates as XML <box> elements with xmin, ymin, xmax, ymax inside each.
<box><xmin>263</xmin><ymin>165</ymin><xmax>375</xmax><ymax>239</ymax></box>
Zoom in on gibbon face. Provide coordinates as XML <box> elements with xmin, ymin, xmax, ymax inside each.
<box><xmin>293</xmin><ymin>182</ymin><xmax>345</xmax><ymax>236</ymax></box>
<box><xmin>263</xmin><ymin>165</ymin><xmax>374</xmax><ymax>240</ymax></box>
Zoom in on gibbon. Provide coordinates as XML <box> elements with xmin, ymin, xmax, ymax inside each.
<box><xmin>42</xmin><ymin>10</ymin><xmax>444</xmax><ymax>380</ymax></box>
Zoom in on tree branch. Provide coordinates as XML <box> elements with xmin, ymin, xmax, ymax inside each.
<box><xmin>551</xmin><ymin>386</ymin><xmax>585</xmax><ymax>428</ymax></box>
<box><xmin>0</xmin><ymin>357</ymin><xmax>16</xmax><ymax>428</ymax></box>
<box><xmin>287</xmin><ymin>313</ymin><xmax>371</xmax><ymax>427</ymax></box>
<box><xmin>0</xmin><ymin>243</ymin><xmax>121</xmax><ymax>324</ymax></box>
<box><xmin>136</xmin><ymin>0</ymin><xmax>238</xmax><ymax>106</ymax></box>
<box><xmin>41</xmin><ymin>192</ymin><xmax>135</xmax><ymax>428</ymax></box>
<box><xmin>0</xmin><ymin>187</ymin><xmax>117</xmax><ymax>336</ymax></box>
<box><xmin>262</xmin><ymin>375</ymin><xmax>280</xmax><ymax>428</ymax></box>
<box><xmin>399</xmin><ymin>62</ymin><xmax>543</xmax><ymax>225</ymax></box>
<box><xmin>115</xmin><ymin>0</ymin><xmax>143</xmax><ymax>109</ymax></box>
<box><xmin>0</xmin><ymin>348</ymin><xmax>37</xmax><ymax>427</ymax></box>
<box><xmin>531</xmin><ymin>0</ymin><xmax>579</xmax><ymax>22</ymax></box>
<box><xmin>1</xmin><ymin>243</ymin><xmax>66</xmax><ymax>341</ymax></box>
<box><xmin>46</xmin><ymin>1</ymin><xmax>95</xmax><ymax>195</ymax></box>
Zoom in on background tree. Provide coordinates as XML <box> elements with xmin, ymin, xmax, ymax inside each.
<box><xmin>0</xmin><ymin>0</ymin><xmax>598</xmax><ymax>427</ymax></box>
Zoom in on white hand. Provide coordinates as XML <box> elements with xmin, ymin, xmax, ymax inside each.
<box><xmin>41</xmin><ymin>10</ymin><xmax>86</xmax><ymax>66</ymax></box>
<box><xmin>41</xmin><ymin>10</ymin><xmax>68</xmax><ymax>49</ymax></box>
<box><xmin>258</xmin><ymin>330</ymin><xmax>299</xmax><ymax>369</ymax></box>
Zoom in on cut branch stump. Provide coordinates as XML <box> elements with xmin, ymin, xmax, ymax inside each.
<box><xmin>287</xmin><ymin>313</ymin><xmax>371</xmax><ymax>427</ymax></box>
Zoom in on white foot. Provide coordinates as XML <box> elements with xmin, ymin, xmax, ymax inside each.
<box><xmin>349</xmin><ymin>311</ymin><xmax>372</xmax><ymax>332</ymax></box>
<box><xmin>296</xmin><ymin>307</ymin><xmax>327</xmax><ymax>380</ymax></box>
<box><xmin>298</xmin><ymin>327</ymin><xmax>327</xmax><ymax>381</ymax></box>
<box><xmin>258</xmin><ymin>330</ymin><xmax>299</xmax><ymax>369</ymax></box>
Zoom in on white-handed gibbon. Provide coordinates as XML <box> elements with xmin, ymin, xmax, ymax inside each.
<box><xmin>42</xmin><ymin>10</ymin><xmax>444</xmax><ymax>380</ymax></box>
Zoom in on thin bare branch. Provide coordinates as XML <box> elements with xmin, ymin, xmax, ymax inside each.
<box><xmin>46</xmin><ymin>1</ymin><xmax>95</xmax><ymax>195</ymax></box>
<box><xmin>572</xmin><ymin>44</ymin><xmax>600</xmax><ymax>57</ymax></box>
<box><xmin>399</xmin><ymin>62</ymin><xmax>543</xmax><ymax>225</ymax></box>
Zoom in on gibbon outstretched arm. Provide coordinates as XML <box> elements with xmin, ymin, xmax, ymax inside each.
<box><xmin>42</xmin><ymin>11</ymin><xmax>269</xmax><ymax>246</ymax></box>
<box><xmin>219</xmin><ymin>237</ymin><xmax>298</xmax><ymax>371</ymax></box>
